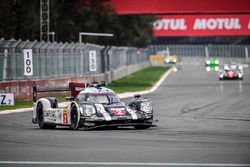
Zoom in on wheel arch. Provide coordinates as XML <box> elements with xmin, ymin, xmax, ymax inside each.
<box><xmin>32</xmin><ymin>98</ymin><xmax>56</xmax><ymax>123</ymax></box>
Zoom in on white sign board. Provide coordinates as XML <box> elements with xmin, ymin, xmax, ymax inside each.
<box><xmin>23</xmin><ymin>49</ymin><xmax>33</xmax><ymax>76</ymax></box>
<box><xmin>89</xmin><ymin>50</ymin><xmax>97</xmax><ymax>72</ymax></box>
<box><xmin>0</xmin><ymin>93</ymin><xmax>14</xmax><ymax>106</ymax></box>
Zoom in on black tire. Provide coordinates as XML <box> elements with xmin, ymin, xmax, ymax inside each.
<box><xmin>37</xmin><ymin>102</ymin><xmax>56</xmax><ymax>129</ymax></box>
<box><xmin>134</xmin><ymin>125</ymin><xmax>151</xmax><ymax>130</ymax></box>
<box><xmin>70</xmin><ymin>104</ymin><xmax>80</xmax><ymax>130</ymax></box>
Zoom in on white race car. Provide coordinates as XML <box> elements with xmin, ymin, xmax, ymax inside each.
<box><xmin>219</xmin><ymin>64</ymin><xmax>243</xmax><ymax>80</ymax></box>
<box><xmin>32</xmin><ymin>82</ymin><xmax>155</xmax><ymax>130</ymax></box>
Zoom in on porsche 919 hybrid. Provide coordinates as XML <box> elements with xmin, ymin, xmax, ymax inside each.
<box><xmin>32</xmin><ymin>83</ymin><xmax>155</xmax><ymax>130</ymax></box>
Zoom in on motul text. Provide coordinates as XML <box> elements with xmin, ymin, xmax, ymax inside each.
<box><xmin>153</xmin><ymin>14</ymin><xmax>250</xmax><ymax>36</ymax></box>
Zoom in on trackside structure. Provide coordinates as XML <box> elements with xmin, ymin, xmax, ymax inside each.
<box><xmin>0</xmin><ymin>38</ymin><xmax>149</xmax><ymax>100</ymax></box>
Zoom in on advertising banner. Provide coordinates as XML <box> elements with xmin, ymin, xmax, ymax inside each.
<box><xmin>153</xmin><ymin>14</ymin><xmax>250</xmax><ymax>36</ymax></box>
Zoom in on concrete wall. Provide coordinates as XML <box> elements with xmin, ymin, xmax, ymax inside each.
<box><xmin>0</xmin><ymin>62</ymin><xmax>150</xmax><ymax>101</ymax></box>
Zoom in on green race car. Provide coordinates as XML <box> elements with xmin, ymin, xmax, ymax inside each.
<box><xmin>205</xmin><ymin>58</ymin><xmax>219</xmax><ymax>66</ymax></box>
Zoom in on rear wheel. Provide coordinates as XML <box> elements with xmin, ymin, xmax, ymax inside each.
<box><xmin>37</xmin><ymin>102</ymin><xmax>56</xmax><ymax>129</ymax></box>
<box><xmin>70</xmin><ymin>104</ymin><xmax>80</xmax><ymax>130</ymax></box>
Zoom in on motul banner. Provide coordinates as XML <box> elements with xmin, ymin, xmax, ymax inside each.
<box><xmin>153</xmin><ymin>14</ymin><xmax>250</xmax><ymax>36</ymax></box>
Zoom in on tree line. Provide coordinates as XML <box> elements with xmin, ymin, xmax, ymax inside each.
<box><xmin>0</xmin><ymin>0</ymin><xmax>156</xmax><ymax>47</ymax></box>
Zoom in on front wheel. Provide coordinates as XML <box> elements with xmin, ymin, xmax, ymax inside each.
<box><xmin>37</xmin><ymin>102</ymin><xmax>56</xmax><ymax>129</ymax></box>
<box><xmin>70</xmin><ymin>104</ymin><xmax>80</xmax><ymax>130</ymax></box>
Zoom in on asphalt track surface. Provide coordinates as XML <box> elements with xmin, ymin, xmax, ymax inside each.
<box><xmin>0</xmin><ymin>60</ymin><xmax>250</xmax><ymax>167</ymax></box>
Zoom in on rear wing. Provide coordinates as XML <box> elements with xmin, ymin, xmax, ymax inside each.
<box><xmin>33</xmin><ymin>82</ymin><xmax>86</xmax><ymax>102</ymax></box>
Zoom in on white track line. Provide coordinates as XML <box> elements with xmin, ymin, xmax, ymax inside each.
<box><xmin>118</xmin><ymin>66</ymin><xmax>173</xmax><ymax>99</ymax></box>
<box><xmin>0</xmin><ymin>161</ymin><xmax>249</xmax><ymax>166</ymax></box>
<box><xmin>0</xmin><ymin>67</ymin><xmax>173</xmax><ymax>114</ymax></box>
<box><xmin>0</xmin><ymin>102</ymin><xmax>69</xmax><ymax>115</ymax></box>
<box><xmin>0</xmin><ymin>108</ymin><xmax>32</xmax><ymax>115</ymax></box>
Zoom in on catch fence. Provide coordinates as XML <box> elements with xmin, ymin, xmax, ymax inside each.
<box><xmin>149</xmin><ymin>44</ymin><xmax>250</xmax><ymax>58</ymax></box>
<box><xmin>0</xmin><ymin>39</ymin><xmax>148</xmax><ymax>81</ymax></box>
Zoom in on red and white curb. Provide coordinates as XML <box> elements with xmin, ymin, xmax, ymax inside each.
<box><xmin>0</xmin><ymin>67</ymin><xmax>173</xmax><ymax>115</ymax></box>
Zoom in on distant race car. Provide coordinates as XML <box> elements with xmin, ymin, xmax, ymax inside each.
<box><xmin>32</xmin><ymin>82</ymin><xmax>155</xmax><ymax>130</ymax></box>
<box><xmin>205</xmin><ymin>58</ymin><xmax>219</xmax><ymax>66</ymax></box>
<box><xmin>165</xmin><ymin>55</ymin><xmax>178</xmax><ymax>64</ymax></box>
<box><xmin>219</xmin><ymin>64</ymin><xmax>243</xmax><ymax>80</ymax></box>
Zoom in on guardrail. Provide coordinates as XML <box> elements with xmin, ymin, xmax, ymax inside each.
<box><xmin>149</xmin><ymin>44</ymin><xmax>250</xmax><ymax>59</ymax></box>
<box><xmin>0</xmin><ymin>38</ymin><xmax>148</xmax><ymax>81</ymax></box>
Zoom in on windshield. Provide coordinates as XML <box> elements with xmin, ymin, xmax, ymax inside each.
<box><xmin>88</xmin><ymin>94</ymin><xmax>109</xmax><ymax>104</ymax></box>
<box><xmin>77</xmin><ymin>93</ymin><xmax>120</xmax><ymax>104</ymax></box>
<box><xmin>230</xmin><ymin>65</ymin><xmax>238</xmax><ymax>70</ymax></box>
<box><xmin>224</xmin><ymin>65</ymin><xmax>238</xmax><ymax>71</ymax></box>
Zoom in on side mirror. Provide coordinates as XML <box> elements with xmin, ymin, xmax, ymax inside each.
<box><xmin>66</xmin><ymin>96</ymin><xmax>74</xmax><ymax>101</ymax></box>
<box><xmin>134</xmin><ymin>94</ymin><xmax>141</xmax><ymax>98</ymax></box>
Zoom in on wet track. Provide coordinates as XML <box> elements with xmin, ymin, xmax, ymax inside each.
<box><xmin>0</xmin><ymin>60</ymin><xmax>250</xmax><ymax>166</ymax></box>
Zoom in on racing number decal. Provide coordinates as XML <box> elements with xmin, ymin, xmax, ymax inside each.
<box><xmin>112</xmin><ymin>109</ymin><xmax>126</xmax><ymax>116</ymax></box>
<box><xmin>62</xmin><ymin>110</ymin><xmax>68</xmax><ymax>124</ymax></box>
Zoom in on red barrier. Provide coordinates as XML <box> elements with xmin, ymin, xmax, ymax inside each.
<box><xmin>110</xmin><ymin>0</ymin><xmax>250</xmax><ymax>14</ymax></box>
<box><xmin>0</xmin><ymin>76</ymin><xmax>90</xmax><ymax>101</ymax></box>
<box><xmin>153</xmin><ymin>14</ymin><xmax>250</xmax><ymax>36</ymax></box>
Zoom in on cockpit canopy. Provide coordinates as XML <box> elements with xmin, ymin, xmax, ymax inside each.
<box><xmin>77</xmin><ymin>92</ymin><xmax>121</xmax><ymax>104</ymax></box>
<box><xmin>223</xmin><ymin>64</ymin><xmax>241</xmax><ymax>71</ymax></box>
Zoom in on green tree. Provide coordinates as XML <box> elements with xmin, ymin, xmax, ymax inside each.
<box><xmin>0</xmin><ymin>0</ymin><xmax>39</xmax><ymax>40</ymax></box>
<box><xmin>0</xmin><ymin>0</ymin><xmax>156</xmax><ymax>47</ymax></box>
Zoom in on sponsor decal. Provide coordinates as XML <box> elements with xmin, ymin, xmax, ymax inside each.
<box><xmin>153</xmin><ymin>14</ymin><xmax>250</xmax><ymax>36</ymax></box>
<box><xmin>62</xmin><ymin>109</ymin><xmax>68</xmax><ymax>124</ymax></box>
<box><xmin>127</xmin><ymin>108</ymin><xmax>138</xmax><ymax>120</ymax></box>
<box><xmin>150</xmin><ymin>55</ymin><xmax>166</xmax><ymax>62</ymax></box>
<box><xmin>74</xmin><ymin>87</ymin><xmax>85</xmax><ymax>91</ymax></box>
<box><xmin>95</xmin><ymin>104</ymin><xmax>112</xmax><ymax>121</ymax></box>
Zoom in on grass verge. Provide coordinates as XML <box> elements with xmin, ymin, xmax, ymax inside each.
<box><xmin>0</xmin><ymin>66</ymin><xmax>170</xmax><ymax>111</ymax></box>
<box><xmin>107</xmin><ymin>66</ymin><xmax>170</xmax><ymax>93</ymax></box>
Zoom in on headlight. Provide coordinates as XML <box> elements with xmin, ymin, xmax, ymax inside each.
<box><xmin>79</xmin><ymin>107</ymin><xmax>84</xmax><ymax>115</ymax></box>
<box><xmin>206</xmin><ymin>66</ymin><xmax>210</xmax><ymax>72</ymax></box>
<box><xmin>238</xmin><ymin>72</ymin><xmax>243</xmax><ymax>78</ymax></box>
<box><xmin>206</xmin><ymin>60</ymin><xmax>210</xmax><ymax>65</ymax></box>
<box><xmin>83</xmin><ymin>105</ymin><xmax>96</xmax><ymax>116</ymax></box>
<box><xmin>215</xmin><ymin>60</ymin><xmax>219</xmax><ymax>65</ymax></box>
<box><xmin>140</xmin><ymin>101</ymin><xmax>152</xmax><ymax>113</ymax></box>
